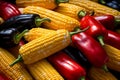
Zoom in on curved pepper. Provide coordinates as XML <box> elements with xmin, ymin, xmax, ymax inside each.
<box><xmin>104</xmin><ymin>30</ymin><xmax>120</xmax><ymax>50</ymax></box>
<box><xmin>0</xmin><ymin>1</ymin><xmax>21</xmax><ymax>20</ymax></box>
<box><xmin>47</xmin><ymin>51</ymin><xmax>86</xmax><ymax>80</ymax></box>
<box><xmin>71</xmin><ymin>32</ymin><xmax>109</xmax><ymax>70</ymax></box>
<box><xmin>0</xmin><ymin>14</ymin><xmax>50</xmax><ymax>32</ymax></box>
<box><xmin>0</xmin><ymin>28</ymin><xmax>28</xmax><ymax>48</ymax></box>
<box><xmin>80</xmin><ymin>15</ymin><xmax>108</xmax><ymax>46</ymax></box>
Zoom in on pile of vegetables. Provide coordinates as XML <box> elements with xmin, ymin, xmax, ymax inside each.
<box><xmin>0</xmin><ymin>0</ymin><xmax>120</xmax><ymax>80</ymax></box>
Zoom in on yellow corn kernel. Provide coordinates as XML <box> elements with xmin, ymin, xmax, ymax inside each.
<box><xmin>0</xmin><ymin>48</ymin><xmax>33</xmax><ymax>80</ymax></box>
<box><xmin>24</xmin><ymin>28</ymin><xmax>56</xmax><ymax>42</ymax></box>
<box><xmin>88</xmin><ymin>67</ymin><xmax>117</xmax><ymax>80</ymax></box>
<box><xmin>27</xmin><ymin>59</ymin><xmax>64</xmax><ymax>80</ymax></box>
<box><xmin>69</xmin><ymin>0</ymin><xmax>120</xmax><ymax>16</ymax></box>
<box><xmin>54</xmin><ymin>3</ymin><xmax>89</xmax><ymax>20</ymax></box>
<box><xmin>103</xmin><ymin>44</ymin><xmax>120</xmax><ymax>72</ymax></box>
<box><xmin>16</xmin><ymin>0</ymin><xmax>68</xmax><ymax>10</ymax></box>
<box><xmin>11</xmin><ymin>29</ymin><xmax>71</xmax><ymax>65</ymax></box>
<box><xmin>23</xmin><ymin>6</ymin><xmax>80</xmax><ymax>31</ymax></box>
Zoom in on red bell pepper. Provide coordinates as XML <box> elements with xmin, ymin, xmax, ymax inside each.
<box><xmin>0</xmin><ymin>1</ymin><xmax>21</xmax><ymax>20</ymax></box>
<box><xmin>104</xmin><ymin>30</ymin><xmax>120</xmax><ymax>50</ymax></box>
<box><xmin>47</xmin><ymin>51</ymin><xmax>86</xmax><ymax>80</ymax></box>
<box><xmin>71</xmin><ymin>32</ymin><xmax>109</xmax><ymax>70</ymax></box>
<box><xmin>80</xmin><ymin>15</ymin><xmax>108</xmax><ymax>46</ymax></box>
<box><xmin>0</xmin><ymin>72</ymin><xmax>9</xmax><ymax>80</ymax></box>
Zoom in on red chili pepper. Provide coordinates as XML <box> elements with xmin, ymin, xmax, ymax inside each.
<box><xmin>94</xmin><ymin>15</ymin><xmax>115</xmax><ymax>30</ymax></box>
<box><xmin>47</xmin><ymin>51</ymin><xmax>86</xmax><ymax>80</ymax></box>
<box><xmin>71</xmin><ymin>32</ymin><xmax>109</xmax><ymax>71</ymax></box>
<box><xmin>104</xmin><ymin>30</ymin><xmax>120</xmax><ymax>50</ymax></box>
<box><xmin>80</xmin><ymin>15</ymin><xmax>108</xmax><ymax>46</ymax></box>
<box><xmin>0</xmin><ymin>1</ymin><xmax>21</xmax><ymax>20</ymax></box>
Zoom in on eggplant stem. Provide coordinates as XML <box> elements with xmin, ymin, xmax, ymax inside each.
<box><xmin>35</xmin><ymin>18</ymin><xmax>51</xmax><ymax>27</ymax></box>
<box><xmin>10</xmin><ymin>55</ymin><xmax>23</xmax><ymax>67</ymax></box>
<box><xmin>55</xmin><ymin>0</ymin><xmax>69</xmax><ymax>4</ymax></box>
<box><xmin>14</xmin><ymin>29</ymin><xmax>28</xmax><ymax>44</ymax></box>
<box><xmin>97</xmin><ymin>36</ymin><xmax>105</xmax><ymax>46</ymax></box>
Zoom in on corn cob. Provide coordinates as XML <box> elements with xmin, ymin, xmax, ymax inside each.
<box><xmin>24</xmin><ymin>28</ymin><xmax>56</xmax><ymax>42</ymax></box>
<box><xmin>88</xmin><ymin>67</ymin><xmax>117</xmax><ymax>80</ymax></box>
<box><xmin>69</xmin><ymin>0</ymin><xmax>120</xmax><ymax>16</ymax></box>
<box><xmin>23</xmin><ymin>6</ymin><xmax>80</xmax><ymax>31</ymax></box>
<box><xmin>27</xmin><ymin>59</ymin><xmax>64</xmax><ymax>80</ymax></box>
<box><xmin>0</xmin><ymin>48</ymin><xmax>33</xmax><ymax>80</ymax></box>
<box><xmin>103</xmin><ymin>44</ymin><xmax>120</xmax><ymax>72</ymax></box>
<box><xmin>54</xmin><ymin>3</ymin><xmax>89</xmax><ymax>20</ymax></box>
<box><xmin>10</xmin><ymin>29</ymin><xmax>71</xmax><ymax>65</ymax></box>
<box><xmin>0</xmin><ymin>17</ymin><xmax>4</xmax><ymax>25</ymax></box>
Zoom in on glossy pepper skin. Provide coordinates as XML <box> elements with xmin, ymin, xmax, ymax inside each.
<box><xmin>104</xmin><ymin>30</ymin><xmax>120</xmax><ymax>50</ymax></box>
<box><xmin>63</xmin><ymin>46</ymin><xmax>91</xmax><ymax>70</ymax></box>
<box><xmin>47</xmin><ymin>51</ymin><xmax>86</xmax><ymax>80</ymax></box>
<box><xmin>0</xmin><ymin>14</ymin><xmax>50</xmax><ymax>32</ymax></box>
<box><xmin>98</xmin><ymin>0</ymin><xmax>120</xmax><ymax>11</ymax></box>
<box><xmin>80</xmin><ymin>15</ymin><xmax>108</xmax><ymax>46</ymax></box>
<box><xmin>0</xmin><ymin>0</ymin><xmax>21</xmax><ymax>20</ymax></box>
<box><xmin>94</xmin><ymin>15</ymin><xmax>115</xmax><ymax>30</ymax></box>
<box><xmin>0</xmin><ymin>28</ymin><xmax>27</xmax><ymax>48</ymax></box>
<box><xmin>71</xmin><ymin>32</ymin><xmax>109</xmax><ymax>68</ymax></box>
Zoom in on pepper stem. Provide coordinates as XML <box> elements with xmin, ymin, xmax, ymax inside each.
<box><xmin>102</xmin><ymin>65</ymin><xmax>109</xmax><ymax>72</ymax></box>
<box><xmin>114</xmin><ymin>19</ymin><xmax>120</xmax><ymax>27</ymax></box>
<box><xmin>14</xmin><ymin>29</ymin><xmax>28</xmax><ymax>44</ymax></box>
<box><xmin>98</xmin><ymin>0</ymin><xmax>106</xmax><ymax>4</ymax></box>
<box><xmin>79</xmin><ymin>76</ymin><xmax>85</xmax><ymax>80</ymax></box>
<box><xmin>35</xmin><ymin>17</ymin><xmax>51</xmax><ymax>27</ymax></box>
<box><xmin>10</xmin><ymin>55</ymin><xmax>23</xmax><ymax>67</ymax></box>
<box><xmin>97</xmin><ymin>36</ymin><xmax>105</xmax><ymax>46</ymax></box>
<box><xmin>69</xmin><ymin>26</ymin><xmax>90</xmax><ymax>36</ymax></box>
<box><xmin>55</xmin><ymin>0</ymin><xmax>69</xmax><ymax>4</ymax></box>
<box><xmin>78</xmin><ymin>10</ymin><xmax>87</xmax><ymax>18</ymax></box>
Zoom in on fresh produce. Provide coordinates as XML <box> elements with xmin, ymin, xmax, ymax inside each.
<box><xmin>0</xmin><ymin>14</ymin><xmax>50</xmax><ymax>32</ymax></box>
<box><xmin>10</xmin><ymin>29</ymin><xmax>71</xmax><ymax>65</ymax></box>
<box><xmin>0</xmin><ymin>0</ymin><xmax>21</xmax><ymax>20</ymax></box>
<box><xmin>23</xmin><ymin>6</ymin><xmax>80</xmax><ymax>31</ymax></box>
<box><xmin>88</xmin><ymin>67</ymin><xmax>117</xmax><ymax>80</ymax></box>
<box><xmin>0</xmin><ymin>72</ymin><xmax>9</xmax><ymax>80</ymax></box>
<box><xmin>47</xmin><ymin>51</ymin><xmax>86</xmax><ymax>80</ymax></box>
<box><xmin>0</xmin><ymin>17</ymin><xmax>4</xmax><ymax>25</ymax></box>
<box><xmin>0</xmin><ymin>28</ymin><xmax>28</xmax><ymax>48</ymax></box>
<box><xmin>16</xmin><ymin>0</ymin><xmax>69</xmax><ymax>10</ymax></box>
<box><xmin>104</xmin><ymin>30</ymin><xmax>120</xmax><ymax>50</ymax></box>
<box><xmin>80</xmin><ymin>15</ymin><xmax>108</xmax><ymax>46</ymax></box>
<box><xmin>63</xmin><ymin>46</ymin><xmax>92</xmax><ymax>70</ymax></box>
<box><xmin>27</xmin><ymin>59</ymin><xmax>64</xmax><ymax>80</ymax></box>
<box><xmin>69</xmin><ymin>0</ymin><xmax>120</xmax><ymax>16</ymax></box>
<box><xmin>0</xmin><ymin>48</ymin><xmax>33</xmax><ymax>80</ymax></box>
<box><xmin>103</xmin><ymin>44</ymin><xmax>120</xmax><ymax>72</ymax></box>
<box><xmin>71</xmin><ymin>31</ymin><xmax>109</xmax><ymax>70</ymax></box>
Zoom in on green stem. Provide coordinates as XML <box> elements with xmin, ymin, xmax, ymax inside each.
<box><xmin>69</xmin><ymin>26</ymin><xmax>90</xmax><ymax>36</ymax></box>
<box><xmin>97</xmin><ymin>36</ymin><xmax>104</xmax><ymax>46</ymax></box>
<box><xmin>114</xmin><ymin>19</ymin><xmax>120</xmax><ymax>27</ymax></box>
<box><xmin>35</xmin><ymin>17</ymin><xmax>51</xmax><ymax>27</ymax></box>
<box><xmin>14</xmin><ymin>29</ymin><xmax>28</xmax><ymax>44</ymax></box>
<box><xmin>10</xmin><ymin>55</ymin><xmax>23</xmax><ymax>67</ymax></box>
<box><xmin>102</xmin><ymin>65</ymin><xmax>109</xmax><ymax>72</ymax></box>
<box><xmin>98</xmin><ymin>0</ymin><xmax>106</xmax><ymax>4</ymax></box>
<box><xmin>79</xmin><ymin>76</ymin><xmax>85</xmax><ymax>80</ymax></box>
<box><xmin>55</xmin><ymin>0</ymin><xmax>69</xmax><ymax>4</ymax></box>
<box><xmin>78</xmin><ymin>10</ymin><xmax>87</xmax><ymax>18</ymax></box>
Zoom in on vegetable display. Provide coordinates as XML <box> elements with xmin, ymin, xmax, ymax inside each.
<box><xmin>0</xmin><ymin>0</ymin><xmax>120</xmax><ymax>79</ymax></box>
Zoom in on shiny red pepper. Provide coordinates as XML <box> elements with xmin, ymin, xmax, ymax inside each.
<box><xmin>71</xmin><ymin>32</ymin><xmax>109</xmax><ymax>70</ymax></box>
<box><xmin>0</xmin><ymin>72</ymin><xmax>9</xmax><ymax>80</ymax></box>
<box><xmin>0</xmin><ymin>1</ymin><xmax>21</xmax><ymax>20</ymax></box>
<box><xmin>80</xmin><ymin>15</ymin><xmax>108</xmax><ymax>46</ymax></box>
<box><xmin>94</xmin><ymin>15</ymin><xmax>115</xmax><ymax>30</ymax></box>
<box><xmin>104</xmin><ymin>30</ymin><xmax>120</xmax><ymax>50</ymax></box>
<box><xmin>47</xmin><ymin>51</ymin><xmax>86</xmax><ymax>80</ymax></box>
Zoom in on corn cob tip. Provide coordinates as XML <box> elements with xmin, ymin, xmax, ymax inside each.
<box><xmin>56</xmin><ymin>0</ymin><xmax>69</xmax><ymax>4</ymax></box>
<box><xmin>10</xmin><ymin>55</ymin><xmax>23</xmax><ymax>67</ymax></box>
<box><xmin>35</xmin><ymin>18</ymin><xmax>51</xmax><ymax>27</ymax></box>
